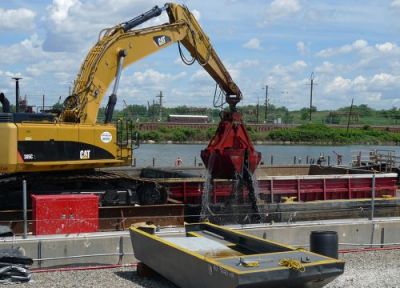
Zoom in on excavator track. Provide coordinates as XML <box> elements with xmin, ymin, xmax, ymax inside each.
<box><xmin>0</xmin><ymin>170</ymin><xmax>167</xmax><ymax>210</ymax></box>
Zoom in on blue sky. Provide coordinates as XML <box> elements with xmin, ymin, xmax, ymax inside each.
<box><xmin>1</xmin><ymin>0</ymin><xmax>400</xmax><ymax>111</ymax></box>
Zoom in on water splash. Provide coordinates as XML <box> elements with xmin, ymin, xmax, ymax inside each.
<box><xmin>247</xmin><ymin>166</ymin><xmax>261</xmax><ymax>205</ymax></box>
<box><xmin>200</xmin><ymin>153</ymin><xmax>216</xmax><ymax>221</ymax></box>
<box><xmin>200</xmin><ymin>169</ymin><xmax>213</xmax><ymax>221</ymax></box>
<box><xmin>244</xmin><ymin>165</ymin><xmax>265</xmax><ymax>223</ymax></box>
<box><xmin>224</xmin><ymin>173</ymin><xmax>243</xmax><ymax>223</ymax></box>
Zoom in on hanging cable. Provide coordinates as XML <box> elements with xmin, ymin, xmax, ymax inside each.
<box><xmin>177</xmin><ymin>5</ymin><xmax>211</xmax><ymax>67</ymax></box>
<box><xmin>213</xmin><ymin>83</ymin><xmax>226</xmax><ymax>108</ymax></box>
<box><xmin>183</xmin><ymin>5</ymin><xmax>211</xmax><ymax>67</ymax></box>
<box><xmin>178</xmin><ymin>41</ymin><xmax>195</xmax><ymax>65</ymax></box>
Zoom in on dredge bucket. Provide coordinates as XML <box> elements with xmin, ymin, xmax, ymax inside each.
<box><xmin>201</xmin><ymin>111</ymin><xmax>261</xmax><ymax>179</ymax></box>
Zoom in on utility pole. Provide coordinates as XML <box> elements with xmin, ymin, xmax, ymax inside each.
<box><xmin>42</xmin><ymin>94</ymin><xmax>45</xmax><ymax>112</ymax></box>
<box><xmin>12</xmin><ymin>77</ymin><xmax>22</xmax><ymax>112</ymax></box>
<box><xmin>152</xmin><ymin>99</ymin><xmax>155</xmax><ymax>122</ymax></box>
<box><xmin>346</xmin><ymin>97</ymin><xmax>354</xmax><ymax>133</ymax></box>
<box><xmin>157</xmin><ymin>91</ymin><xmax>163</xmax><ymax>122</ymax></box>
<box><xmin>265</xmin><ymin>85</ymin><xmax>268</xmax><ymax>123</ymax></box>
<box><xmin>256</xmin><ymin>97</ymin><xmax>259</xmax><ymax>124</ymax></box>
<box><xmin>307</xmin><ymin>72</ymin><xmax>318</xmax><ymax>121</ymax></box>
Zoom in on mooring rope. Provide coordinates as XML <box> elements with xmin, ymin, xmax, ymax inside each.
<box><xmin>279</xmin><ymin>258</ymin><xmax>305</xmax><ymax>272</ymax></box>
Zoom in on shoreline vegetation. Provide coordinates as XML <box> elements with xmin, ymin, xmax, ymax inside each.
<box><xmin>139</xmin><ymin>124</ymin><xmax>400</xmax><ymax>146</ymax></box>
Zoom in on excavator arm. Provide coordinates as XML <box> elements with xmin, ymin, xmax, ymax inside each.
<box><xmin>60</xmin><ymin>3</ymin><xmax>261</xmax><ymax>219</ymax></box>
<box><xmin>60</xmin><ymin>3</ymin><xmax>241</xmax><ymax>124</ymax></box>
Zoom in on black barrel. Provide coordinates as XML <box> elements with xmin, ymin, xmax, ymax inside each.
<box><xmin>310</xmin><ymin>231</ymin><xmax>338</xmax><ymax>259</ymax></box>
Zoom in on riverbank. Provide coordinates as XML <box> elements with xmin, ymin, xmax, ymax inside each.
<box><xmin>265</xmin><ymin>124</ymin><xmax>400</xmax><ymax>145</ymax></box>
<box><xmin>139</xmin><ymin>124</ymin><xmax>400</xmax><ymax>145</ymax></box>
<box><xmin>142</xmin><ymin>140</ymin><xmax>400</xmax><ymax>146</ymax></box>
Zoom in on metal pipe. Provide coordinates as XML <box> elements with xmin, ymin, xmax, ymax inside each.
<box><xmin>32</xmin><ymin>252</ymin><xmax>135</xmax><ymax>262</ymax></box>
<box><xmin>370</xmin><ymin>174</ymin><xmax>375</xmax><ymax>220</ymax></box>
<box><xmin>32</xmin><ymin>263</ymin><xmax>137</xmax><ymax>273</ymax></box>
<box><xmin>12</xmin><ymin>77</ymin><xmax>22</xmax><ymax>113</ymax></box>
<box><xmin>22</xmin><ymin>179</ymin><xmax>27</xmax><ymax>239</ymax></box>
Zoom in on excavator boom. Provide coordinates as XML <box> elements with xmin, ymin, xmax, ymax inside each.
<box><xmin>60</xmin><ymin>3</ymin><xmax>241</xmax><ymax>124</ymax></box>
<box><xmin>58</xmin><ymin>2</ymin><xmax>259</xmax><ymax>182</ymax></box>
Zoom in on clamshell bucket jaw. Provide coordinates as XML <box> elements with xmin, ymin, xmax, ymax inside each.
<box><xmin>201</xmin><ymin>111</ymin><xmax>261</xmax><ymax>179</ymax></box>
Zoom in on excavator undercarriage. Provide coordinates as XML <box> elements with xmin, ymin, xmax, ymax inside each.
<box><xmin>0</xmin><ymin>169</ymin><xmax>167</xmax><ymax>209</ymax></box>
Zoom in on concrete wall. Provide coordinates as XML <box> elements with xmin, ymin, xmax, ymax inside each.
<box><xmin>242</xmin><ymin>218</ymin><xmax>400</xmax><ymax>250</ymax></box>
<box><xmin>1</xmin><ymin>218</ymin><xmax>400</xmax><ymax>268</ymax></box>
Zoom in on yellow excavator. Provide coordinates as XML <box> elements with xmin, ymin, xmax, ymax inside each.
<box><xmin>0</xmin><ymin>3</ymin><xmax>260</xmax><ymax>209</ymax></box>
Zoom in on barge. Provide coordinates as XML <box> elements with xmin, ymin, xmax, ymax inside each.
<box><xmin>130</xmin><ymin>222</ymin><xmax>345</xmax><ymax>288</ymax></box>
<box><xmin>130</xmin><ymin>165</ymin><xmax>399</xmax><ymax>221</ymax></box>
<box><xmin>139</xmin><ymin>165</ymin><xmax>397</xmax><ymax>204</ymax></box>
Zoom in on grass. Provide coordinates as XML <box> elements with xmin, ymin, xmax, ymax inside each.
<box><xmin>137</xmin><ymin>123</ymin><xmax>400</xmax><ymax>145</ymax></box>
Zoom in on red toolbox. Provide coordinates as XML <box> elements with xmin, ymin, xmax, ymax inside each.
<box><xmin>32</xmin><ymin>194</ymin><xmax>99</xmax><ymax>235</ymax></box>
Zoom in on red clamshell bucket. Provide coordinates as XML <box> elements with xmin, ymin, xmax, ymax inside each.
<box><xmin>201</xmin><ymin>111</ymin><xmax>261</xmax><ymax>179</ymax></box>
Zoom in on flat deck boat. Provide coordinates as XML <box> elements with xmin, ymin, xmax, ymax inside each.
<box><xmin>130</xmin><ymin>222</ymin><xmax>344</xmax><ymax>288</ymax></box>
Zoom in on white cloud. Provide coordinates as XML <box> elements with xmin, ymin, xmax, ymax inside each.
<box><xmin>315</xmin><ymin>61</ymin><xmax>336</xmax><ymax>74</ymax></box>
<box><xmin>316</xmin><ymin>40</ymin><xmax>400</xmax><ymax>75</ymax></box>
<box><xmin>262</xmin><ymin>0</ymin><xmax>301</xmax><ymax>24</ymax></box>
<box><xmin>43</xmin><ymin>0</ymin><xmax>161</xmax><ymax>52</ymax></box>
<box><xmin>322</xmin><ymin>74</ymin><xmax>389</xmax><ymax>106</ymax></box>
<box><xmin>371</xmin><ymin>73</ymin><xmax>400</xmax><ymax>87</ymax></box>
<box><xmin>325</xmin><ymin>73</ymin><xmax>400</xmax><ymax>96</ymax></box>
<box><xmin>296</xmin><ymin>41</ymin><xmax>309</xmax><ymax>55</ymax></box>
<box><xmin>26</xmin><ymin>57</ymin><xmax>78</xmax><ymax>79</ymax></box>
<box><xmin>0</xmin><ymin>8</ymin><xmax>36</xmax><ymax>31</ymax></box>
<box><xmin>234</xmin><ymin>59</ymin><xmax>260</xmax><ymax>69</ymax></box>
<box><xmin>243</xmin><ymin>38</ymin><xmax>262</xmax><ymax>50</ymax></box>
<box><xmin>47</xmin><ymin>0</ymin><xmax>81</xmax><ymax>25</ymax></box>
<box><xmin>191</xmin><ymin>9</ymin><xmax>201</xmax><ymax>21</ymax></box>
<box><xmin>352</xmin><ymin>76</ymin><xmax>367</xmax><ymax>91</ymax></box>
<box><xmin>375</xmin><ymin>42</ymin><xmax>399</xmax><ymax>53</ymax></box>
<box><xmin>317</xmin><ymin>39</ymin><xmax>368</xmax><ymax>57</ymax></box>
<box><xmin>190</xmin><ymin>69</ymin><xmax>210</xmax><ymax>81</ymax></box>
<box><xmin>271</xmin><ymin>60</ymin><xmax>307</xmax><ymax>76</ymax></box>
<box><xmin>132</xmin><ymin>69</ymin><xmax>186</xmax><ymax>85</ymax></box>
<box><xmin>391</xmin><ymin>0</ymin><xmax>400</xmax><ymax>8</ymax></box>
<box><xmin>227</xmin><ymin>68</ymin><xmax>240</xmax><ymax>81</ymax></box>
<box><xmin>325</xmin><ymin>76</ymin><xmax>352</xmax><ymax>93</ymax></box>
<box><xmin>292</xmin><ymin>60</ymin><xmax>307</xmax><ymax>70</ymax></box>
<box><xmin>366</xmin><ymin>92</ymin><xmax>382</xmax><ymax>102</ymax></box>
<box><xmin>0</xmin><ymin>34</ymin><xmax>46</xmax><ymax>65</ymax></box>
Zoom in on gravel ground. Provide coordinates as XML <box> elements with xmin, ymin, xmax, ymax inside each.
<box><xmin>326</xmin><ymin>250</ymin><xmax>400</xmax><ymax>288</ymax></box>
<box><xmin>18</xmin><ymin>250</ymin><xmax>400</xmax><ymax>288</ymax></box>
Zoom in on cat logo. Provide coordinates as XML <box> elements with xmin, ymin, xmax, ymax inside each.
<box><xmin>80</xmin><ymin>150</ymin><xmax>91</xmax><ymax>160</ymax></box>
<box><xmin>153</xmin><ymin>35</ymin><xmax>171</xmax><ymax>47</ymax></box>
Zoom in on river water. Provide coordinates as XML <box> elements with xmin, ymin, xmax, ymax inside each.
<box><xmin>133</xmin><ymin>143</ymin><xmax>400</xmax><ymax>168</ymax></box>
